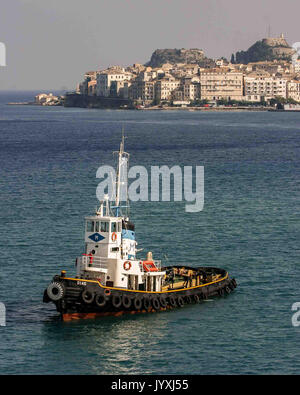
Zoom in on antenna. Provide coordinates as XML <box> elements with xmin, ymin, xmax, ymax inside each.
<box><xmin>113</xmin><ymin>128</ymin><xmax>130</xmax><ymax>217</ymax></box>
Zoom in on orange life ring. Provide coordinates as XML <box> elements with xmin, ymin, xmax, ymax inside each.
<box><xmin>111</xmin><ymin>232</ymin><xmax>117</xmax><ymax>241</ymax></box>
<box><xmin>123</xmin><ymin>261</ymin><xmax>131</xmax><ymax>271</ymax></box>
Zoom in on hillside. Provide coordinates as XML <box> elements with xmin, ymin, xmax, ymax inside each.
<box><xmin>233</xmin><ymin>35</ymin><xmax>295</xmax><ymax>64</ymax></box>
<box><xmin>145</xmin><ymin>48</ymin><xmax>215</xmax><ymax>68</ymax></box>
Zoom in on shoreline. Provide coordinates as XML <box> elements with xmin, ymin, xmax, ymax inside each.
<box><xmin>5</xmin><ymin>102</ymin><xmax>279</xmax><ymax>112</ymax></box>
<box><xmin>140</xmin><ymin>106</ymin><xmax>269</xmax><ymax>111</ymax></box>
<box><xmin>7</xmin><ymin>94</ymin><xmax>297</xmax><ymax>112</ymax></box>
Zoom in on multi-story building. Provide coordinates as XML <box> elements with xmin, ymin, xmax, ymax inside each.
<box><xmin>88</xmin><ymin>80</ymin><xmax>97</xmax><ymax>96</ymax></box>
<box><xmin>78</xmin><ymin>80</ymin><xmax>88</xmax><ymax>95</ymax></box>
<box><xmin>287</xmin><ymin>80</ymin><xmax>300</xmax><ymax>102</ymax></box>
<box><xmin>200</xmin><ymin>68</ymin><xmax>244</xmax><ymax>101</ymax></box>
<box><xmin>96</xmin><ymin>69</ymin><xmax>132</xmax><ymax>97</ymax></box>
<box><xmin>122</xmin><ymin>81</ymin><xmax>132</xmax><ymax>99</ymax></box>
<box><xmin>128</xmin><ymin>79</ymin><xmax>156</xmax><ymax>102</ymax></box>
<box><xmin>244</xmin><ymin>73</ymin><xmax>287</xmax><ymax>100</ymax></box>
<box><xmin>172</xmin><ymin>80</ymin><xmax>200</xmax><ymax>102</ymax></box>
<box><xmin>155</xmin><ymin>77</ymin><xmax>181</xmax><ymax>101</ymax></box>
<box><xmin>78</xmin><ymin>71</ymin><xmax>98</xmax><ymax>95</ymax></box>
<box><xmin>109</xmin><ymin>80</ymin><xmax>127</xmax><ymax>97</ymax></box>
<box><xmin>182</xmin><ymin>79</ymin><xmax>200</xmax><ymax>101</ymax></box>
<box><xmin>293</xmin><ymin>59</ymin><xmax>300</xmax><ymax>73</ymax></box>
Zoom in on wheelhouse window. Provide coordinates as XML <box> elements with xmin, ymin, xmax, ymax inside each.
<box><xmin>95</xmin><ymin>221</ymin><xmax>99</xmax><ymax>232</ymax></box>
<box><xmin>117</xmin><ymin>222</ymin><xmax>122</xmax><ymax>232</ymax></box>
<box><xmin>101</xmin><ymin>222</ymin><xmax>109</xmax><ymax>232</ymax></box>
<box><xmin>111</xmin><ymin>222</ymin><xmax>117</xmax><ymax>232</ymax></box>
<box><xmin>86</xmin><ymin>221</ymin><xmax>94</xmax><ymax>232</ymax></box>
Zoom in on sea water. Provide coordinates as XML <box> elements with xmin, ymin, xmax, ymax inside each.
<box><xmin>0</xmin><ymin>92</ymin><xmax>299</xmax><ymax>374</ymax></box>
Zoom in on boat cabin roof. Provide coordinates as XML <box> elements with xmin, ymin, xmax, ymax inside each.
<box><xmin>85</xmin><ymin>216</ymin><xmax>122</xmax><ymax>221</ymax></box>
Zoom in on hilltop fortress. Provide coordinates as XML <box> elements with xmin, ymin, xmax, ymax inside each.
<box><xmin>234</xmin><ymin>34</ymin><xmax>296</xmax><ymax>64</ymax></box>
<box><xmin>262</xmin><ymin>34</ymin><xmax>295</xmax><ymax>58</ymax></box>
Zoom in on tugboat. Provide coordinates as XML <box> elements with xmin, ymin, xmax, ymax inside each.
<box><xmin>43</xmin><ymin>137</ymin><xmax>237</xmax><ymax>321</ymax></box>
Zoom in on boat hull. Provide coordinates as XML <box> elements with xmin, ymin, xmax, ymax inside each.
<box><xmin>43</xmin><ymin>266</ymin><xmax>237</xmax><ymax>321</ymax></box>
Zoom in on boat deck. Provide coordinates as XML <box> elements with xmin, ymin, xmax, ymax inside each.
<box><xmin>162</xmin><ymin>266</ymin><xmax>223</xmax><ymax>291</ymax></box>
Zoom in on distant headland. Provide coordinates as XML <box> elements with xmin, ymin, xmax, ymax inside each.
<box><xmin>9</xmin><ymin>34</ymin><xmax>300</xmax><ymax>111</ymax></box>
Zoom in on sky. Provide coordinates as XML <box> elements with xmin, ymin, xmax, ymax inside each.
<box><xmin>1</xmin><ymin>0</ymin><xmax>300</xmax><ymax>90</ymax></box>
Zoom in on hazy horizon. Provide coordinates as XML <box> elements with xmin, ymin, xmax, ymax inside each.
<box><xmin>1</xmin><ymin>0</ymin><xmax>300</xmax><ymax>91</ymax></box>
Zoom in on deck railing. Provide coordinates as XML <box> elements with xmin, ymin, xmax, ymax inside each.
<box><xmin>153</xmin><ymin>260</ymin><xmax>162</xmax><ymax>271</ymax></box>
<box><xmin>79</xmin><ymin>255</ymin><xmax>109</xmax><ymax>271</ymax></box>
<box><xmin>78</xmin><ymin>255</ymin><xmax>162</xmax><ymax>272</ymax></box>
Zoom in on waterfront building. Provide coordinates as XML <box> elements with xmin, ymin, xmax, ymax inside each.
<box><xmin>35</xmin><ymin>93</ymin><xmax>60</xmax><ymax>105</ymax></box>
<box><xmin>78</xmin><ymin>81</ymin><xmax>88</xmax><ymax>95</ymax></box>
<box><xmin>88</xmin><ymin>80</ymin><xmax>97</xmax><ymax>96</ymax></box>
<box><xmin>109</xmin><ymin>80</ymin><xmax>127</xmax><ymax>97</ymax></box>
<box><xmin>182</xmin><ymin>78</ymin><xmax>200</xmax><ymax>101</ymax></box>
<box><xmin>96</xmin><ymin>69</ymin><xmax>132</xmax><ymax>97</ymax></box>
<box><xmin>200</xmin><ymin>68</ymin><xmax>244</xmax><ymax>101</ymax></box>
<box><xmin>243</xmin><ymin>94</ymin><xmax>263</xmax><ymax>102</ymax></box>
<box><xmin>128</xmin><ymin>79</ymin><xmax>156</xmax><ymax>102</ymax></box>
<box><xmin>78</xmin><ymin>71</ymin><xmax>98</xmax><ymax>95</ymax></box>
<box><xmin>244</xmin><ymin>72</ymin><xmax>287</xmax><ymax>100</ymax></box>
<box><xmin>287</xmin><ymin>80</ymin><xmax>300</xmax><ymax>102</ymax></box>
<box><xmin>155</xmin><ymin>77</ymin><xmax>181</xmax><ymax>101</ymax></box>
<box><xmin>35</xmin><ymin>93</ymin><xmax>49</xmax><ymax>104</ymax></box>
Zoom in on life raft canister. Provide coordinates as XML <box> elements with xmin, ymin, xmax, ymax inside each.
<box><xmin>142</xmin><ymin>260</ymin><xmax>158</xmax><ymax>272</ymax></box>
<box><xmin>111</xmin><ymin>232</ymin><xmax>117</xmax><ymax>242</ymax></box>
<box><xmin>123</xmin><ymin>261</ymin><xmax>131</xmax><ymax>271</ymax></box>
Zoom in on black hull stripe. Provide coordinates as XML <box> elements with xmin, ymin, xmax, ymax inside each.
<box><xmin>62</xmin><ymin>273</ymin><xmax>229</xmax><ymax>294</ymax></box>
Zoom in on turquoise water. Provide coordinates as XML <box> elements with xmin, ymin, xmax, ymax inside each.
<box><xmin>0</xmin><ymin>92</ymin><xmax>299</xmax><ymax>374</ymax></box>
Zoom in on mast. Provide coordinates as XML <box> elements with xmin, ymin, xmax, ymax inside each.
<box><xmin>115</xmin><ymin>133</ymin><xmax>124</xmax><ymax>207</ymax></box>
<box><xmin>114</xmin><ymin>130</ymin><xmax>129</xmax><ymax>216</ymax></box>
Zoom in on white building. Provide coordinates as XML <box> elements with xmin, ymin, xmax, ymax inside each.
<box><xmin>293</xmin><ymin>59</ymin><xmax>300</xmax><ymax>73</ymax></box>
<box><xmin>287</xmin><ymin>80</ymin><xmax>300</xmax><ymax>102</ymax></box>
<box><xmin>244</xmin><ymin>74</ymin><xmax>287</xmax><ymax>100</ymax></box>
<box><xmin>155</xmin><ymin>77</ymin><xmax>181</xmax><ymax>101</ymax></box>
<box><xmin>128</xmin><ymin>79</ymin><xmax>156</xmax><ymax>102</ymax></box>
<box><xmin>96</xmin><ymin>70</ymin><xmax>132</xmax><ymax>97</ymax></box>
<box><xmin>200</xmin><ymin>69</ymin><xmax>244</xmax><ymax>101</ymax></box>
<box><xmin>182</xmin><ymin>79</ymin><xmax>200</xmax><ymax>101</ymax></box>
